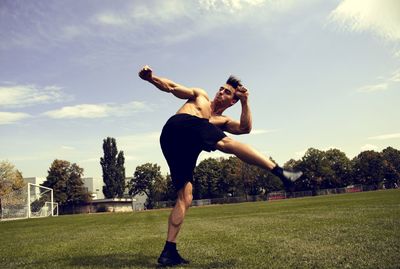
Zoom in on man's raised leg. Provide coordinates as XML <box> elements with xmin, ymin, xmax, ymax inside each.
<box><xmin>158</xmin><ymin>182</ymin><xmax>192</xmax><ymax>266</ymax></box>
<box><xmin>215</xmin><ymin>137</ymin><xmax>302</xmax><ymax>186</ymax></box>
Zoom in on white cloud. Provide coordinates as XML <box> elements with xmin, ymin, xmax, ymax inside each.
<box><xmin>368</xmin><ymin>133</ymin><xmax>400</xmax><ymax>140</ymax></box>
<box><xmin>93</xmin><ymin>1</ymin><xmax>187</xmax><ymax>27</ymax></box>
<box><xmin>199</xmin><ymin>0</ymin><xmax>265</xmax><ymax>13</ymax></box>
<box><xmin>357</xmin><ymin>83</ymin><xmax>388</xmax><ymax>93</ymax></box>
<box><xmin>0</xmin><ymin>0</ymin><xmax>305</xmax><ymax>56</ymax></box>
<box><xmin>96</xmin><ymin>14</ymin><xmax>128</xmax><ymax>26</ymax></box>
<box><xmin>198</xmin><ymin>0</ymin><xmax>301</xmax><ymax>14</ymax></box>
<box><xmin>61</xmin><ymin>145</ymin><xmax>75</xmax><ymax>150</ymax></box>
<box><xmin>389</xmin><ymin>69</ymin><xmax>400</xmax><ymax>82</ymax></box>
<box><xmin>329</xmin><ymin>0</ymin><xmax>400</xmax><ymax>42</ymax></box>
<box><xmin>44</xmin><ymin>104</ymin><xmax>108</xmax><ymax>119</ymax></box>
<box><xmin>0</xmin><ymin>84</ymin><xmax>68</xmax><ymax>108</ymax></box>
<box><xmin>361</xmin><ymin>144</ymin><xmax>378</xmax><ymax>151</ymax></box>
<box><xmin>250</xmin><ymin>129</ymin><xmax>277</xmax><ymax>135</ymax></box>
<box><xmin>87</xmin><ymin>0</ymin><xmax>302</xmax><ymax>47</ymax></box>
<box><xmin>0</xmin><ymin>112</ymin><xmax>31</xmax><ymax>125</ymax></box>
<box><xmin>135</xmin><ymin>1</ymin><xmax>186</xmax><ymax>23</ymax></box>
<box><xmin>357</xmin><ymin>69</ymin><xmax>400</xmax><ymax>93</ymax></box>
<box><xmin>43</xmin><ymin>101</ymin><xmax>151</xmax><ymax>119</ymax></box>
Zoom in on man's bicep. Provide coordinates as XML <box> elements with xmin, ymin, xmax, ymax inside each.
<box><xmin>223</xmin><ymin>118</ymin><xmax>243</xmax><ymax>135</ymax></box>
<box><xmin>170</xmin><ymin>85</ymin><xmax>198</xmax><ymax>99</ymax></box>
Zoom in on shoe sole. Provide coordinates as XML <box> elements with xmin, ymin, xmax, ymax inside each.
<box><xmin>157</xmin><ymin>258</ymin><xmax>181</xmax><ymax>267</ymax></box>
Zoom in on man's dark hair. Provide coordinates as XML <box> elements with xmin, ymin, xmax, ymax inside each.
<box><xmin>226</xmin><ymin>75</ymin><xmax>242</xmax><ymax>89</ymax></box>
<box><xmin>227</xmin><ymin>75</ymin><xmax>242</xmax><ymax>101</ymax></box>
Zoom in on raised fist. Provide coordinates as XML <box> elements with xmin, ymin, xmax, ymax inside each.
<box><xmin>139</xmin><ymin>65</ymin><xmax>153</xmax><ymax>81</ymax></box>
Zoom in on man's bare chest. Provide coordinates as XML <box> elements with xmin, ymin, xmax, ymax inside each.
<box><xmin>209</xmin><ymin>115</ymin><xmax>228</xmax><ymax>128</ymax></box>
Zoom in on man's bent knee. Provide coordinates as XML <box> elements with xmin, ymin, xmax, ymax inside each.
<box><xmin>177</xmin><ymin>182</ymin><xmax>193</xmax><ymax>209</ymax></box>
<box><xmin>185</xmin><ymin>194</ymin><xmax>193</xmax><ymax>208</ymax></box>
<box><xmin>177</xmin><ymin>193</ymin><xmax>192</xmax><ymax>209</ymax></box>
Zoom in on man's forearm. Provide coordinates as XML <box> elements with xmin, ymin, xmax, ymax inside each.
<box><xmin>148</xmin><ymin>75</ymin><xmax>177</xmax><ymax>93</ymax></box>
<box><xmin>239</xmin><ymin>101</ymin><xmax>252</xmax><ymax>133</ymax></box>
<box><xmin>147</xmin><ymin>75</ymin><xmax>197</xmax><ymax>100</ymax></box>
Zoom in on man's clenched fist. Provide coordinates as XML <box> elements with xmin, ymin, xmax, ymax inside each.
<box><xmin>139</xmin><ymin>65</ymin><xmax>153</xmax><ymax>81</ymax></box>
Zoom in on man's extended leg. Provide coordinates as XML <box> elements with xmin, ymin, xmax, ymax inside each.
<box><xmin>158</xmin><ymin>182</ymin><xmax>192</xmax><ymax>266</ymax></box>
<box><xmin>215</xmin><ymin>137</ymin><xmax>302</xmax><ymax>185</ymax></box>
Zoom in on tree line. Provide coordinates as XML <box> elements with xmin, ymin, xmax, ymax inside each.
<box><xmin>127</xmin><ymin>146</ymin><xmax>400</xmax><ymax>208</ymax></box>
<box><xmin>1</xmin><ymin>136</ymin><xmax>399</xmax><ymax>212</ymax></box>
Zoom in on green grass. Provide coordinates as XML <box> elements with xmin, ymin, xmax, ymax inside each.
<box><xmin>1</xmin><ymin>190</ymin><xmax>399</xmax><ymax>269</ymax></box>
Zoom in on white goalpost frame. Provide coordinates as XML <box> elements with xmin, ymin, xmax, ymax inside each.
<box><xmin>27</xmin><ymin>183</ymin><xmax>56</xmax><ymax>218</ymax></box>
<box><xmin>0</xmin><ymin>183</ymin><xmax>58</xmax><ymax>221</ymax></box>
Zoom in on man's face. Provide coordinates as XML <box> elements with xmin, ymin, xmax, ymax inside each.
<box><xmin>214</xmin><ymin>84</ymin><xmax>237</xmax><ymax>106</ymax></box>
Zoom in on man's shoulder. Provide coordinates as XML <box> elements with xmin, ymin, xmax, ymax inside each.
<box><xmin>193</xmin><ymin>88</ymin><xmax>209</xmax><ymax>99</ymax></box>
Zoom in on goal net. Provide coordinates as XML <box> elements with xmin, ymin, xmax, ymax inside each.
<box><xmin>0</xmin><ymin>183</ymin><xmax>58</xmax><ymax>221</ymax></box>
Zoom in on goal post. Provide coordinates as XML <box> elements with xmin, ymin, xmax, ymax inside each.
<box><xmin>0</xmin><ymin>183</ymin><xmax>58</xmax><ymax>221</ymax></box>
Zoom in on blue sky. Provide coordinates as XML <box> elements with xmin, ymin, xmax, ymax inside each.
<box><xmin>1</xmin><ymin>0</ymin><xmax>399</xmax><ymax>179</ymax></box>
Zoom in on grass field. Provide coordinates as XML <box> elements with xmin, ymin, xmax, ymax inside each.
<box><xmin>1</xmin><ymin>189</ymin><xmax>399</xmax><ymax>269</ymax></box>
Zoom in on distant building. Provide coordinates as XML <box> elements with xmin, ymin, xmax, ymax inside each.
<box><xmin>125</xmin><ymin>177</ymin><xmax>147</xmax><ymax>210</ymax></box>
<box><xmin>23</xmin><ymin>177</ymin><xmax>47</xmax><ymax>200</ymax></box>
<box><xmin>24</xmin><ymin>177</ymin><xmax>45</xmax><ymax>186</ymax></box>
<box><xmin>82</xmin><ymin>177</ymin><xmax>104</xmax><ymax>200</ymax></box>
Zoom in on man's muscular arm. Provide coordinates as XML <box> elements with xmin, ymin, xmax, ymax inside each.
<box><xmin>139</xmin><ymin>65</ymin><xmax>206</xmax><ymax>100</ymax></box>
<box><xmin>223</xmin><ymin>87</ymin><xmax>252</xmax><ymax>134</ymax></box>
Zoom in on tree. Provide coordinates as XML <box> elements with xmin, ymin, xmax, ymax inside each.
<box><xmin>352</xmin><ymin>150</ymin><xmax>385</xmax><ymax>189</ymax></box>
<box><xmin>163</xmin><ymin>174</ymin><xmax>177</xmax><ymax>201</ymax></box>
<box><xmin>241</xmin><ymin>162</ymin><xmax>261</xmax><ymax>196</ymax></box>
<box><xmin>43</xmin><ymin>160</ymin><xmax>69</xmax><ymax>205</ymax></box>
<box><xmin>100</xmin><ymin>137</ymin><xmax>126</xmax><ymax>198</ymax></box>
<box><xmin>324</xmin><ymin>149</ymin><xmax>352</xmax><ymax>188</ymax></box>
<box><xmin>66</xmin><ymin>163</ymin><xmax>88</xmax><ymax>205</ymax></box>
<box><xmin>220</xmin><ymin>157</ymin><xmax>243</xmax><ymax>197</ymax></box>
<box><xmin>128</xmin><ymin>163</ymin><xmax>164</xmax><ymax>209</ymax></box>
<box><xmin>381</xmin><ymin>147</ymin><xmax>400</xmax><ymax>188</ymax></box>
<box><xmin>256</xmin><ymin>169</ymin><xmax>282</xmax><ymax>194</ymax></box>
<box><xmin>0</xmin><ymin>161</ymin><xmax>25</xmax><ymax>211</ymax></box>
<box><xmin>296</xmin><ymin>148</ymin><xmax>333</xmax><ymax>193</ymax></box>
<box><xmin>0</xmin><ymin>161</ymin><xmax>25</xmax><ymax>197</ymax></box>
<box><xmin>43</xmin><ymin>160</ymin><xmax>90</xmax><ymax>210</ymax></box>
<box><xmin>193</xmin><ymin>158</ymin><xmax>222</xmax><ymax>199</ymax></box>
<box><xmin>116</xmin><ymin>151</ymin><xmax>126</xmax><ymax>196</ymax></box>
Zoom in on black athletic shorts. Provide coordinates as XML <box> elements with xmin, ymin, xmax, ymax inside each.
<box><xmin>160</xmin><ymin>113</ymin><xmax>227</xmax><ymax>191</ymax></box>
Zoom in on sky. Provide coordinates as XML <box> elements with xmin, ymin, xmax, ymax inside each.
<box><xmin>1</xmin><ymin>0</ymin><xmax>399</xmax><ymax>180</ymax></box>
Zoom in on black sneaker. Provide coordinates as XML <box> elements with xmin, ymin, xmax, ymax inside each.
<box><xmin>157</xmin><ymin>249</ymin><xmax>189</xmax><ymax>267</ymax></box>
<box><xmin>175</xmin><ymin>250</ymin><xmax>190</xmax><ymax>264</ymax></box>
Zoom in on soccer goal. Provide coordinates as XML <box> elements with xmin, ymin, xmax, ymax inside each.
<box><xmin>0</xmin><ymin>183</ymin><xmax>58</xmax><ymax>221</ymax></box>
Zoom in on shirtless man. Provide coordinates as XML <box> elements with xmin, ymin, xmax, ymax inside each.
<box><xmin>138</xmin><ymin>65</ymin><xmax>302</xmax><ymax>266</ymax></box>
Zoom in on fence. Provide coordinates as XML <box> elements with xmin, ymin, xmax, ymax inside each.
<box><xmin>153</xmin><ymin>184</ymin><xmax>385</xmax><ymax>209</ymax></box>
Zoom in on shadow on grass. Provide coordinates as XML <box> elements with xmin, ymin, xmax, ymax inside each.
<box><xmin>68</xmin><ymin>253</ymin><xmax>237</xmax><ymax>269</ymax></box>
<box><xmin>195</xmin><ymin>259</ymin><xmax>237</xmax><ymax>269</ymax></box>
<box><xmin>68</xmin><ymin>253</ymin><xmax>157</xmax><ymax>268</ymax></box>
